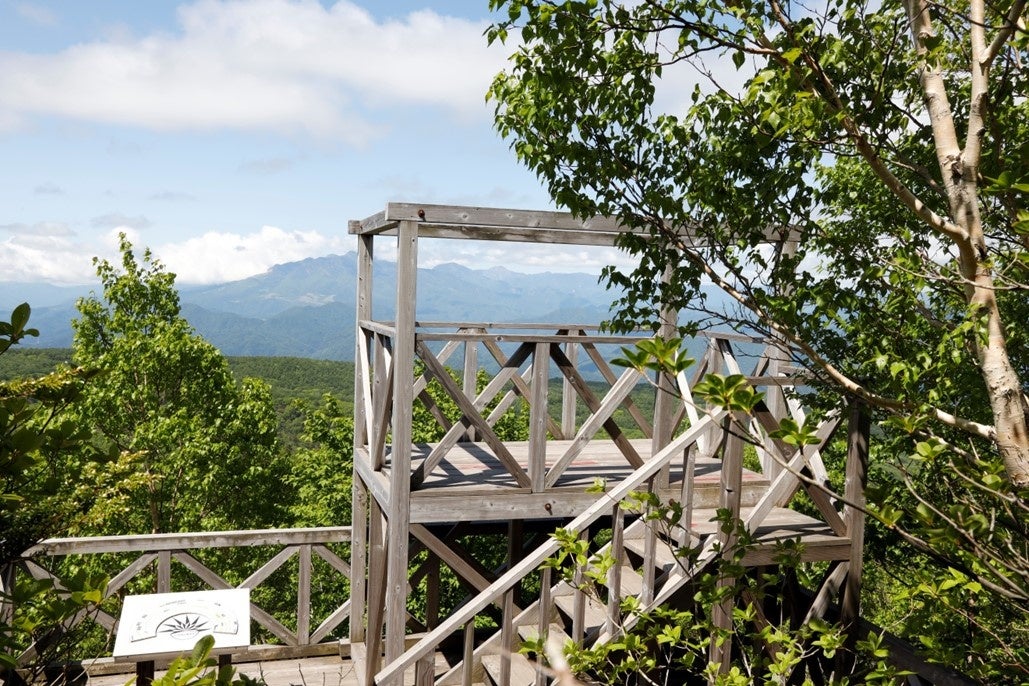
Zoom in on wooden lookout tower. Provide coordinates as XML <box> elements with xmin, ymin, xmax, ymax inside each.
<box><xmin>347</xmin><ymin>203</ymin><xmax>870</xmax><ymax>686</ymax></box>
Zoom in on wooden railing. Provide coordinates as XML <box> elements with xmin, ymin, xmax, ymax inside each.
<box><xmin>355</xmin><ymin>322</ymin><xmax>815</xmax><ymax>489</ymax></box>
<box><xmin>356</xmin><ymin>321</ymin><xmax>669</xmax><ymax>491</ymax></box>
<box><xmin>5</xmin><ymin>526</ymin><xmax>352</xmax><ymax>666</ymax></box>
<box><xmin>359</xmin><ymin>332</ymin><xmax>866</xmax><ymax>685</ymax></box>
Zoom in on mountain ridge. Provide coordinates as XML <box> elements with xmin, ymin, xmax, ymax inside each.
<box><xmin>2</xmin><ymin>253</ymin><xmax>624</xmax><ymax>360</ymax></box>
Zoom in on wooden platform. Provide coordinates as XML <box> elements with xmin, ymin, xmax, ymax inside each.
<box><xmin>82</xmin><ymin>653</ymin><xmax>452</xmax><ymax>686</ymax></box>
<box><xmin>356</xmin><ymin>439</ymin><xmax>770</xmax><ymax>523</ymax></box>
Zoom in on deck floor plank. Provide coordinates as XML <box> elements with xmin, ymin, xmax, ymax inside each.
<box><xmin>84</xmin><ymin>654</ymin><xmax>453</xmax><ymax>686</ymax></box>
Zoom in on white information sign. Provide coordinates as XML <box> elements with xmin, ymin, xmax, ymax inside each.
<box><xmin>113</xmin><ymin>588</ymin><xmax>251</xmax><ymax>659</ymax></box>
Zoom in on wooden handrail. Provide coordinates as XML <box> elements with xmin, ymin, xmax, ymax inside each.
<box><xmin>9</xmin><ymin>526</ymin><xmax>353</xmax><ymax>663</ymax></box>
<box><xmin>374</xmin><ymin>410</ymin><xmax>726</xmax><ymax>684</ymax></box>
<box><xmin>26</xmin><ymin>526</ymin><xmax>351</xmax><ymax>556</ymax></box>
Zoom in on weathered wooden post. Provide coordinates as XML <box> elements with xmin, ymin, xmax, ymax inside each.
<box><xmin>349</xmin><ymin>232</ymin><xmax>372</xmax><ymax>646</ymax></box>
<box><xmin>839</xmin><ymin>398</ymin><xmax>870</xmax><ymax>674</ymax></box>
<box><xmin>708</xmin><ymin>411</ymin><xmax>745</xmax><ymax>682</ymax></box>
<box><xmin>384</xmin><ymin>220</ymin><xmax>418</xmax><ymax>669</ymax></box>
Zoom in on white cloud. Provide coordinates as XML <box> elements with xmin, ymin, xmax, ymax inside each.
<box><xmin>0</xmin><ymin>233</ymin><xmax>96</xmax><ymax>284</ymax></box>
<box><xmin>410</xmin><ymin>239</ymin><xmax>638</xmax><ymax>276</ymax></box>
<box><xmin>150</xmin><ymin>191</ymin><xmax>198</xmax><ymax>202</ymax></box>
<box><xmin>0</xmin><ymin>0</ymin><xmax>506</xmax><ymax>140</ymax></box>
<box><xmin>0</xmin><ymin>224</ymin><xmax>353</xmax><ymax>285</ymax></box>
<box><xmin>152</xmin><ymin>225</ymin><xmax>353</xmax><ymax>283</ymax></box>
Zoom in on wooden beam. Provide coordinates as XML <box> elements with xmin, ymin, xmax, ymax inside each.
<box><xmin>528</xmin><ymin>342</ymin><xmax>550</xmax><ymax>492</ymax></box>
<box><xmin>29</xmin><ymin>528</ymin><xmax>351</xmax><ymax>556</ymax></box>
<box><xmin>384</xmin><ymin>219</ymin><xmax>418</xmax><ymax>665</ymax></box>
<box><xmin>385</xmin><ymin>202</ymin><xmax>629</xmax><ymax>234</ymax></box>
<box><xmin>546</xmin><ymin>347</ymin><xmax>643</xmax><ymax>486</ymax></box>
<box><xmin>349</xmin><ymin>477</ymin><xmax>369</xmax><ymax>643</ymax></box>
<box><xmin>416</xmin><ymin>340</ymin><xmax>531</xmax><ymax>488</ymax></box>
<box><xmin>841</xmin><ymin>400</ymin><xmax>870</xmax><ymax>668</ymax></box>
<box><xmin>410</xmin><ymin>343</ymin><xmax>535</xmax><ymax>487</ymax></box>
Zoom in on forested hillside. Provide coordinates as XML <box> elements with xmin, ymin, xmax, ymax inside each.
<box><xmin>0</xmin><ymin>349</ymin><xmax>354</xmax><ymax>398</ymax></box>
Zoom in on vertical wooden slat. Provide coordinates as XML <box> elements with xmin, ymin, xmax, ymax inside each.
<box><xmin>760</xmin><ymin>344</ymin><xmax>790</xmax><ymax>479</ymax></box>
<box><xmin>653</xmin><ymin>266</ymin><xmax>678</xmax><ymax>491</ymax></box>
<box><xmin>349</xmin><ymin>477</ymin><xmax>369</xmax><ymax>643</ymax></box>
<box><xmin>500</xmin><ymin>588</ymin><xmax>515</xmax><ymax>686</ymax></box>
<box><xmin>365</xmin><ymin>498</ymin><xmax>387</xmax><ymax>685</ymax></box>
<box><xmin>709</xmin><ymin>413</ymin><xmax>745</xmax><ymax>681</ymax></box>
<box><xmin>415</xmin><ymin>553</ymin><xmax>440</xmax><ymax>686</ymax></box>
<box><xmin>764</xmin><ymin>237</ymin><xmax>797</xmax><ymax>477</ymax></box>
<box><xmin>508</xmin><ymin>520</ymin><xmax>524</xmax><ymax>607</ymax></box>
<box><xmin>298</xmin><ymin>544</ymin><xmax>312</xmax><ymax>644</ymax></box>
<box><xmin>571</xmin><ymin>531</ymin><xmax>586</xmax><ymax>643</ymax></box>
<box><xmin>528</xmin><ymin>342</ymin><xmax>550</xmax><ymax>492</ymax></box>
<box><xmin>384</xmin><ymin>219</ymin><xmax>418</xmax><ymax>668</ymax></box>
<box><xmin>461</xmin><ymin>621</ymin><xmax>475</xmax><ymax>686</ymax></box>
<box><xmin>678</xmin><ymin>443</ymin><xmax>698</xmax><ymax>547</ymax></box>
<box><xmin>357</xmin><ymin>329</ymin><xmax>375</xmax><ymax>451</ymax></box>
<box><xmin>157</xmin><ymin>550</ymin><xmax>171</xmax><ymax>593</ymax></box>
<box><xmin>536</xmin><ymin>566</ymin><xmax>552</xmax><ymax>686</ymax></box>
<box><xmin>0</xmin><ymin>564</ymin><xmax>14</xmax><ymax>627</ymax></box>
<box><xmin>605</xmin><ymin>503</ymin><xmax>624</xmax><ymax>638</ymax></box>
<box><xmin>425</xmin><ymin>554</ymin><xmax>441</xmax><ymax>629</ymax></box>
<box><xmin>354</xmin><ymin>233</ymin><xmax>373</xmax><ymax>449</ymax></box>
<box><xmin>841</xmin><ymin>400</ymin><xmax>870</xmax><ymax>667</ymax></box>
<box><xmin>561</xmin><ymin>335</ymin><xmax>578</xmax><ymax>436</ymax></box>
<box><xmin>414</xmin><ymin>660</ymin><xmax>434</xmax><ymax>686</ymax></box>
<box><xmin>641</xmin><ymin>506</ymin><xmax>657</xmax><ymax>606</ymax></box>
<box><xmin>371</xmin><ymin>334</ymin><xmax>392</xmax><ymax>471</ymax></box>
<box><xmin>462</xmin><ymin>333</ymin><xmax>479</xmax><ymax>442</ymax></box>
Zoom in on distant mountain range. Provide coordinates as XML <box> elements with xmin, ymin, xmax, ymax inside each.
<box><xmin>0</xmin><ymin>253</ymin><xmax>628</xmax><ymax>360</ymax></box>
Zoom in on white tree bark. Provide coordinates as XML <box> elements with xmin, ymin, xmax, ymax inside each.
<box><xmin>904</xmin><ymin>0</ymin><xmax>1029</xmax><ymax>488</ymax></box>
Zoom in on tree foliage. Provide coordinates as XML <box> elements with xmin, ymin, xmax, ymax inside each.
<box><xmin>0</xmin><ymin>305</ymin><xmax>104</xmax><ymax>679</ymax></box>
<box><xmin>488</xmin><ymin>0</ymin><xmax>1028</xmax><ymax>481</ymax></box>
<box><xmin>69</xmin><ymin>236</ymin><xmax>286</xmax><ymax>534</ymax></box>
<box><xmin>488</xmin><ymin>0</ymin><xmax>1028</xmax><ymax>679</ymax></box>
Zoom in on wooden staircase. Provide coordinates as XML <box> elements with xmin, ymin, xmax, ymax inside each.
<box><xmin>362</xmin><ymin>401</ymin><xmax>864</xmax><ymax>685</ymax></box>
<box><xmin>455</xmin><ymin>505</ymin><xmax>850</xmax><ymax>686</ymax></box>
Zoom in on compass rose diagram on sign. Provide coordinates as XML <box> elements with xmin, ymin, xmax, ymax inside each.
<box><xmin>133</xmin><ymin>597</ymin><xmax>238</xmax><ymax>643</ymax></box>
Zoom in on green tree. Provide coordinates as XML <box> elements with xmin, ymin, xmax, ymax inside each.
<box><xmin>1</xmin><ymin>305</ymin><xmax>104</xmax><ymax>681</ymax></box>
<box><xmin>488</xmin><ymin>0</ymin><xmax>1028</xmax><ymax>679</ymax></box>
<box><xmin>68</xmin><ymin>236</ymin><xmax>287</xmax><ymax>534</ymax></box>
<box><xmin>285</xmin><ymin>394</ymin><xmax>354</xmax><ymax>528</ymax></box>
<box><xmin>488</xmin><ymin>0</ymin><xmax>1028</xmax><ymax>486</ymax></box>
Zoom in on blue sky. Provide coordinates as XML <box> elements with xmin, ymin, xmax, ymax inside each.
<box><xmin>0</xmin><ymin>0</ymin><xmax>638</xmax><ymax>285</ymax></box>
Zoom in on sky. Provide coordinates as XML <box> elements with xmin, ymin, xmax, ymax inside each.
<box><xmin>0</xmin><ymin>0</ymin><xmax>640</xmax><ymax>286</ymax></box>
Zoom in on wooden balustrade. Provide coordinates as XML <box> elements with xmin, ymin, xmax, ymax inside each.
<box><xmin>5</xmin><ymin>526</ymin><xmax>352</xmax><ymax>666</ymax></box>
<box><xmin>356</xmin><ymin>322</ymin><xmax>662</xmax><ymax>494</ymax></box>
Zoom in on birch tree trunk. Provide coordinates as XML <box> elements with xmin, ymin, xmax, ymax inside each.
<box><xmin>904</xmin><ymin>0</ymin><xmax>1029</xmax><ymax>488</ymax></box>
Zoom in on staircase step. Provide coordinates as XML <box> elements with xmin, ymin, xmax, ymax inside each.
<box><xmin>623</xmin><ymin>532</ymin><xmax>680</xmax><ymax>574</ymax></box>
<box><xmin>481</xmin><ymin>651</ymin><xmax>539</xmax><ymax>686</ymax></box>
<box><xmin>518</xmin><ymin>621</ymin><xmax>569</xmax><ymax>644</ymax></box>
<box><xmin>611</xmin><ymin>563</ymin><xmax>644</xmax><ymax>597</ymax></box>
<box><xmin>553</xmin><ymin>590</ymin><xmax>607</xmax><ymax>638</ymax></box>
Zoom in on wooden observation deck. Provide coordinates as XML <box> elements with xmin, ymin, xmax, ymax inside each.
<box><xmin>347</xmin><ymin>203</ymin><xmax>870</xmax><ymax>686</ymax></box>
